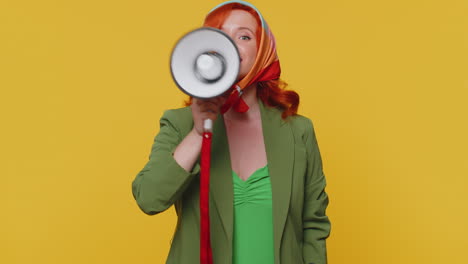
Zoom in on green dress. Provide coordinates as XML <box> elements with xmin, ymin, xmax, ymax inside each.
<box><xmin>232</xmin><ymin>165</ymin><xmax>275</xmax><ymax>264</ymax></box>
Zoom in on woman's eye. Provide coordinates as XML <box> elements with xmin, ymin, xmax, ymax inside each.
<box><xmin>239</xmin><ymin>35</ymin><xmax>251</xmax><ymax>40</ymax></box>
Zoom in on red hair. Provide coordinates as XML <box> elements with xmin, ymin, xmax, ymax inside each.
<box><xmin>183</xmin><ymin>3</ymin><xmax>300</xmax><ymax>119</ymax></box>
<box><xmin>257</xmin><ymin>79</ymin><xmax>299</xmax><ymax>119</ymax></box>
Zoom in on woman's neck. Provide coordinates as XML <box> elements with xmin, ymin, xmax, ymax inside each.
<box><xmin>223</xmin><ymin>83</ymin><xmax>260</xmax><ymax>121</ymax></box>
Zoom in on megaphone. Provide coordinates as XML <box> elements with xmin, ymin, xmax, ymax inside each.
<box><xmin>169</xmin><ymin>27</ymin><xmax>241</xmax><ymax>264</ymax></box>
<box><xmin>170</xmin><ymin>27</ymin><xmax>240</xmax><ymax>99</ymax></box>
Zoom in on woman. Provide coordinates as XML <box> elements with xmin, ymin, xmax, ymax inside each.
<box><xmin>132</xmin><ymin>1</ymin><xmax>331</xmax><ymax>264</ymax></box>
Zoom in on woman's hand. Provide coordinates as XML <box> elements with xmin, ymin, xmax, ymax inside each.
<box><xmin>173</xmin><ymin>96</ymin><xmax>226</xmax><ymax>173</ymax></box>
<box><xmin>190</xmin><ymin>97</ymin><xmax>226</xmax><ymax>135</ymax></box>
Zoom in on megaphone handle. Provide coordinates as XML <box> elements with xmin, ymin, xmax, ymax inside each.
<box><xmin>203</xmin><ymin>119</ymin><xmax>213</xmax><ymax>133</ymax></box>
<box><xmin>200</xmin><ymin>118</ymin><xmax>213</xmax><ymax>264</ymax></box>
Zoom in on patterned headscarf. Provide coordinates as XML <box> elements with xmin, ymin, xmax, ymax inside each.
<box><xmin>203</xmin><ymin>0</ymin><xmax>281</xmax><ymax>113</ymax></box>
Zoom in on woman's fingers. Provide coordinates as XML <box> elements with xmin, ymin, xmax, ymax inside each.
<box><xmin>191</xmin><ymin>96</ymin><xmax>226</xmax><ymax>135</ymax></box>
<box><xmin>196</xmin><ymin>98</ymin><xmax>222</xmax><ymax>106</ymax></box>
<box><xmin>199</xmin><ymin>102</ymin><xmax>218</xmax><ymax>113</ymax></box>
<box><xmin>195</xmin><ymin>98</ymin><xmax>224</xmax><ymax>113</ymax></box>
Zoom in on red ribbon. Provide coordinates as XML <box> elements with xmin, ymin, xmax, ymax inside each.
<box><xmin>200</xmin><ymin>131</ymin><xmax>213</xmax><ymax>264</ymax></box>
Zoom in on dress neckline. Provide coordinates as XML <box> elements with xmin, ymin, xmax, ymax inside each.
<box><xmin>232</xmin><ymin>164</ymin><xmax>269</xmax><ymax>183</ymax></box>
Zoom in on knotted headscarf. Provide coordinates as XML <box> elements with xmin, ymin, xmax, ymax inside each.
<box><xmin>203</xmin><ymin>0</ymin><xmax>281</xmax><ymax>113</ymax></box>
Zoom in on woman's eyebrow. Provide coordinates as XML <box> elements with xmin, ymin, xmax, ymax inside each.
<box><xmin>220</xmin><ymin>25</ymin><xmax>255</xmax><ymax>35</ymax></box>
<box><xmin>237</xmin><ymin>27</ymin><xmax>255</xmax><ymax>35</ymax></box>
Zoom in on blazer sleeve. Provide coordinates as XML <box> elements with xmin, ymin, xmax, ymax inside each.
<box><xmin>302</xmin><ymin>118</ymin><xmax>332</xmax><ymax>264</ymax></box>
<box><xmin>131</xmin><ymin>109</ymin><xmax>200</xmax><ymax>215</ymax></box>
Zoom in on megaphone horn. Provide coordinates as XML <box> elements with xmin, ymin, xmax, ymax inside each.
<box><xmin>170</xmin><ymin>27</ymin><xmax>240</xmax><ymax>99</ymax></box>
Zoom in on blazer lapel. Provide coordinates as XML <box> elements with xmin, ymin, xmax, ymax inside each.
<box><xmin>209</xmin><ymin>114</ymin><xmax>234</xmax><ymax>245</ymax></box>
<box><xmin>259</xmin><ymin>100</ymin><xmax>294</xmax><ymax>262</ymax></box>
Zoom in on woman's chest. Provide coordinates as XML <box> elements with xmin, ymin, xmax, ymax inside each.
<box><xmin>224</xmin><ymin>119</ymin><xmax>268</xmax><ymax>181</ymax></box>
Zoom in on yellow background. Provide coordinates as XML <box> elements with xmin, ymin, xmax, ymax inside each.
<box><xmin>1</xmin><ymin>0</ymin><xmax>467</xmax><ymax>263</ymax></box>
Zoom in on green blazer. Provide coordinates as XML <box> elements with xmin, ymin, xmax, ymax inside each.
<box><xmin>132</xmin><ymin>100</ymin><xmax>331</xmax><ymax>264</ymax></box>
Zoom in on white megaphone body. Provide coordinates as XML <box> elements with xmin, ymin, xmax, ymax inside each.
<box><xmin>170</xmin><ymin>27</ymin><xmax>240</xmax><ymax>100</ymax></box>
